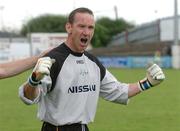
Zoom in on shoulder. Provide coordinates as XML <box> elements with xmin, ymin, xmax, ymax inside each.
<box><xmin>84</xmin><ymin>51</ymin><xmax>100</xmax><ymax>63</ymax></box>
<box><xmin>45</xmin><ymin>43</ymin><xmax>70</xmax><ymax>61</ymax></box>
<box><xmin>84</xmin><ymin>51</ymin><xmax>106</xmax><ymax>81</ymax></box>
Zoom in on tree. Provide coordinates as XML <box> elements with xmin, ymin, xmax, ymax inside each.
<box><xmin>96</xmin><ymin>17</ymin><xmax>134</xmax><ymax>36</ymax></box>
<box><xmin>21</xmin><ymin>14</ymin><xmax>67</xmax><ymax>36</ymax></box>
<box><xmin>92</xmin><ymin>17</ymin><xmax>134</xmax><ymax>47</ymax></box>
<box><xmin>92</xmin><ymin>23</ymin><xmax>110</xmax><ymax>47</ymax></box>
<box><xmin>20</xmin><ymin>14</ymin><xmax>134</xmax><ymax>47</ymax></box>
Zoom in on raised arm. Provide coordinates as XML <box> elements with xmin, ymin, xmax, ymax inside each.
<box><xmin>128</xmin><ymin>64</ymin><xmax>165</xmax><ymax>97</ymax></box>
<box><xmin>0</xmin><ymin>48</ymin><xmax>52</xmax><ymax>79</ymax></box>
<box><xmin>0</xmin><ymin>56</ymin><xmax>39</xmax><ymax>79</ymax></box>
<box><xmin>23</xmin><ymin>57</ymin><xmax>55</xmax><ymax>100</ymax></box>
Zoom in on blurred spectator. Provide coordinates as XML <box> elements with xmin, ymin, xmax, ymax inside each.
<box><xmin>154</xmin><ymin>50</ymin><xmax>162</xmax><ymax>66</ymax></box>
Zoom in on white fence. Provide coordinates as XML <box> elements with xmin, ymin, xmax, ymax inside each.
<box><xmin>0</xmin><ymin>33</ymin><xmax>67</xmax><ymax>63</ymax></box>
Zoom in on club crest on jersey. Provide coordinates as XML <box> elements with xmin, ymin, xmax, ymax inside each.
<box><xmin>80</xmin><ymin>70</ymin><xmax>88</xmax><ymax>76</ymax></box>
<box><xmin>68</xmin><ymin>84</ymin><xmax>96</xmax><ymax>93</ymax></box>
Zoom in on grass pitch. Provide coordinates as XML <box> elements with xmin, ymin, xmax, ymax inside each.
<box><xmin>0</xmin><ymin>68</ymin><xmax>180</xmax><ymax>131</ymax></box>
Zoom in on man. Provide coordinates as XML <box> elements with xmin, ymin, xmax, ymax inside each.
<box><xmin>0</xmin><ymin>48</ymin><xmax>52</xmax><ymax>79</ymax></box>
<box><xmin>19</xmin><ymin>7</ymin><xmax>165</xmax><ymax>131</ymax></box>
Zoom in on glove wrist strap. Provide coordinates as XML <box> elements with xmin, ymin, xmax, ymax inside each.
<box><xmin>28</xmin><ymin>73</ymin><xmax>41</xmax><ymax>87</ymax></box>
<box><xmin>138</xmin><ymin>78</ymin><xmax>153</xmax><ymax>91</ymax></box>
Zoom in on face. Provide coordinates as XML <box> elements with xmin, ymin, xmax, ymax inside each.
<box><xmin>66</xmin><ymin>12</ymin><xmax>95</xmax><ymax>53</ymax></box>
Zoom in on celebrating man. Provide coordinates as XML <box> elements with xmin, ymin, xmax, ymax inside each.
<box><xmin>19</xmin><ymin>7</ymin><xmax>165</xmax><ymax>131</ymax></box>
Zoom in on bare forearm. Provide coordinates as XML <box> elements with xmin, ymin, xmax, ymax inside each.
<box><xmin>128</xmin><ymin>83</ymin><xmax>141</xmax><ymax>98</ymax></box>
<box><xmin>0</xmin><ymin>56</ymin><xmax>39</xmax><ymax>79</ymax></box>
<box><xmin>23</xmin><ymin>83</ymin><xmax>40</xmax><ymax>100</ymax></box>
<box><xmin>0</xmin><ymin>47</ymin><xmax>53</xmax><ymax>79</ymax></box>
<box><xmin>22</xmin><ymin>57</ymin><xmax>54</xmax><ymax>101</ymax></box>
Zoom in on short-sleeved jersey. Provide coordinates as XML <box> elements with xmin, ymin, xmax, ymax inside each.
<box><xmin>19</xmin><ymin>43</ymin><xmax>129</xmax><ymax>126</ymax></box>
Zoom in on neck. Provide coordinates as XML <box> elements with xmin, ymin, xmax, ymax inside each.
<box><xmin>65</xmin><ymin>40</ymin><xmax>84</xmax><ymax>53</ymax></box>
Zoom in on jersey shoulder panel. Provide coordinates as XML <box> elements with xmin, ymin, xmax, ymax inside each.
<box><xmin>44</xmin><ymin>43</ymin><xmax>70</xmax><ymax>92</ymax></box>
<box><xmin>84</xmin><ymin>51</ymin><xmax>106</xmax><ymax>81</ymax></box>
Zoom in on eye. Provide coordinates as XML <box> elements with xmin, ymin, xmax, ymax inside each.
<box><xmin>88</xmin><ymin>26</ymin><xmax>94</xmax><ymax>30</ymax></box>
<box><xmin>79</xmin><ymin>24</ymin><xmax>85</xmax><ymax>28</ymax></box>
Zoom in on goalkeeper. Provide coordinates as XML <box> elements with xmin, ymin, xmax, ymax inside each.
<box><xmin>18</xmin><ymin>7</ymin><xmax>165</xmax><ymax>131</ymax></box>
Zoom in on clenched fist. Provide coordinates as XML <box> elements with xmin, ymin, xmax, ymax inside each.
<box><xmin>138</xmin><ymin>64</ymin><xmax>165</xmax><ymax>91</ymax></box>
<box><xmin>28</xmin><ymin>57</ymin><xmax>55</xmax><ymax>87</ymax></box>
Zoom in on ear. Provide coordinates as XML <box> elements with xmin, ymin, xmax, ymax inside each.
<box><xmin>65</xmin><ymin>23</ymin><xmax>72</xmax><ymax>34</ymax></box>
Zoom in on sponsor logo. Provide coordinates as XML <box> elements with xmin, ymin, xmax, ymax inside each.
<box><xmin>68</xmin><ymin>84</ymin><xmax>96</xmax><ymax>93</ymax></box>
<box><xmin>76</xmin><ymin>60</ymin><xmax>84</xmax><ymax>64</ymax></box>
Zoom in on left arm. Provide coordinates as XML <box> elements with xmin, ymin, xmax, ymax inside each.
<box><xmin>128</xmin><ymin>63</ymin><xmax>165</xmax><ymax>97</ymax></box>
<box><xmin>100</xmin><ymin>64</ymin><xmax>165</xmax><ymax>104</ymax></box>
<box><xmin>128</xmin><ymin>83</ymin><xmax>141</xmax><ymax>97</ymax></box>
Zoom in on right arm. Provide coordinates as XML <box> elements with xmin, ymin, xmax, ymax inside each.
<box><xmin>19</xmin><ymin>57</ymin><xmax>55</xmax><ymax>103</ymax></box>
<box><xmin>23</xmin><ymin>83</ymin><xmax>40</xmax><ymax>101</ymax></box>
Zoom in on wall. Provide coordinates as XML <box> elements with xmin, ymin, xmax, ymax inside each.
<box><xmin>98</xmin><ymin>56</ymin><xmax>171</xmax><ymax>68</ymax></box>
<box><xmin>110</xmin><ymin>16</ymin><xmax>180</xmax><ymax>46</ymax></box>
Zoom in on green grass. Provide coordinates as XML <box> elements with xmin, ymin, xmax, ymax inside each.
<box><xmin>0</xmin><ymin>68</ymin><xmax>180</xmax><ymax>131</ymax></box>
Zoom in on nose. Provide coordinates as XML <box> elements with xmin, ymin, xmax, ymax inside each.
<box><xmin>83</xmin><ymin>28</ymin><xmax>91</xmax><ymax>36</ymax></box>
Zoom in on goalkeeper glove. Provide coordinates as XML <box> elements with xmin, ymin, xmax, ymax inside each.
<box><xmin>138</xmin><ymin>63</ymin><xmax>165</xmax><ymax>91</ymax></box>
<box><xmin>28</xmin><ymin>57</ymin><xmax>55</xmax><ymax>87</ymax></box>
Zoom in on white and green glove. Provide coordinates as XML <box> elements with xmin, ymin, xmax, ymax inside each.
<box><xmin>28</xmin><ymin>57</ymin><xmax>55</xmax><ymax>87</ymax></box>
<box><xmin>138</xmin><ymin>63</ymin><xmax>165</xmax><ymax>91</ymax></box>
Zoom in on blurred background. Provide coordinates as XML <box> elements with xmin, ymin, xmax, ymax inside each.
<box><xmin>0</xmin><ymin>0</ymin><xmax>180</xmax><ymax>69</ymax></box>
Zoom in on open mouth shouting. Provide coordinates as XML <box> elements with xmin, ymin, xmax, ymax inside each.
<box><xmin>80</xmin><ymin>38</ymin><xmax>88</xmax><ymax>45</ymax></box>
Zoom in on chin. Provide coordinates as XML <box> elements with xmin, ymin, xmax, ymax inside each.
<box><xmin>79</xmin><ymin>47</ymin><xmax>86</xmax><ymax>52</ymax></box>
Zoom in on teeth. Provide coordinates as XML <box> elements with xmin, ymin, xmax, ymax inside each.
<box><xmin>81</xmin><ymin>38</ymin><xmax>88</xmax><ymax>44</ymax></box>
